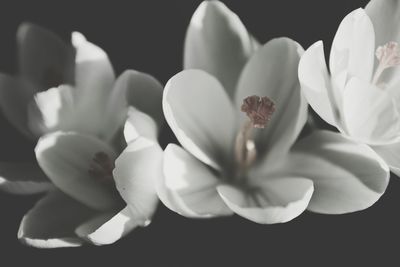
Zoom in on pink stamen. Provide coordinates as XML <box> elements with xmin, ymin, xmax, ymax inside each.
<box><xmin>88</xmin><ymin>152</ymin><xmax>115</xmax><ymax>182</ymax></box>
<box><xmin>372</xmin><ymin>41</ymin><xmax>400</xmax><ymax>85</ymax></box>
<box><xmin>235</xmin><ymin>95</ymin><xmax>275</xmax><ymax>171</ymax></box>
<box><xmin>241</xmin><ymin>95</ymin><xmax>275</xmax><ymax>128</ymax></box>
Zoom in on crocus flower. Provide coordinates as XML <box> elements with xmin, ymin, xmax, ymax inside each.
<box><xmin>298</xmin><ymin>0</ymin><xmax>400</xmax><ymax>176</ymax></box>
<box><xmin>3</xmin><ymin>25</ymin><xmax>165</xmax><ymax>247</ymax></box>
<box><xmin>156</xmin><ymin>1</ymin><xmax>390</xmax><ymax>223</ymax></box>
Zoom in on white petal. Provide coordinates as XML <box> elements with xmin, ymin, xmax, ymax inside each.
<box><xmin>0</xmin><ymin>162</ymin><xmax>52</xmax><ymax>194</ymax></box>
<box><xmin>72</xmin><ymin>32</ymin><xmax>115</xmax><ymax>89</ymax></box>
<box><xmin>100</xmin><ymin>71</ymin><xmax>130</xmax><ymax>142</ymax></box>
<box><xmin>163</xmin><ymin>70</ymin><xmax>236</xmax><ymax>170</ymax></box>
<box><xmin>184</xmin><ymin>1</ymin><xmax>257</xmax><ymax>98</ymax></box>
<box><xmin>35</xmin><ymin>131</ymin><xmax>122</xmax><ymax>211</ymax></box>
<box><xmin>329</xmin><ymin>9</ymin><xmax>375</xmax><ymax>84</ymax></box>
<box><xmin>124</xmin><ymin>70</ymin><xmax>164</xmax><ymax>128</ymax></box>
<box><xmin>76</xmin><ymin>206</ymin><xmax>140</xmax><ymax>246</ymax></box>
<box><xmin>158</xmin><ymin>144</ymin><xmax>232</xmax><ymax>218</ymax></box>
<box><xmin>217</xmin><ymin>177</ymin><xmax>313</xmax><ymax>224</ymax></box>
<box><xmin>113</xmin><ymin>137</ymin><xmax>161</xmax><ymax>224</ymax></box>
<box><xmin>17</xmin><ymin>23</ymin><xmax>75</xmax><ymax>89</ymax></box>
<box><xmin>0</xmin><ymin>73</ymin><xmax>36</xmax><ymax>137</ymax></box>
<box><xmin>235</xmin><ymin>38</ymin><xmax>307</xmax><ymax>161</ymax></box>
<box><xmin>342</xmin><ymin>77</ymin><xmax>400</xmax><ymax>145</ymax></box>
<box><xmin>124</xmin><ymin>107</ymin><xmax>158</xmax><ymax>143</ymax></box>
<box><xmin>28</xmin><ymin>76</ymin><xmax>127</xmax><ymax>142</ymax></box>
<box><xmin>18</xmin><ymin>190</ymin><xmax>96</xmax><ymax>248</ymax></box>
<box><xmin>373</xmin><ymin>142</ymin><xmax>400</xmax><ymax>177</ymax></box>
<box><xmin>298</xmin><ymin>41</ymin><xmax>339</xmax><ymax>127</ymax></box>
<box><xmin>27</xmin><ymin>85</ymin><xmax>76</xmax><ymax>137</ymax></box>
<box><xmin>366</xmin><ymin>0</ymin><xmax>400</xmax><ymax>47</ymax></box>
<box><xmin>72</xmin><ymin>32</ymin><xmax>116</xmax><ymax>131</ymax></box>
<box><xmin>286</xmin><ymin>130</ymin><xmax>389</xmax><ymax>214</ymax></box>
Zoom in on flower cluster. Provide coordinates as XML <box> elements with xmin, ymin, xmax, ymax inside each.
<box><xmin>0</xmin><ymin>0</ymin><xmax>396</xmax><ymax>248</ymax></box>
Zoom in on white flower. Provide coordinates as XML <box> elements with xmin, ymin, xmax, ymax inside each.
<box><xmin>22</xmin><ymin>131</ymin><xmax>163</xmax><ymax>248</ymax></box>
<box><xmin>3</xmin><ymin>25</ymin><xmax>165</xmax><ymax>248</ymax></box>
<box><xmin>298</xmin><ymin>0</ymin><xmax>400</xmax><ymax>176</ymax></box>
<box><xmin>156</xmin><ymin>1</ymin><xmax>390</xmax><ymax>223</ymax></box>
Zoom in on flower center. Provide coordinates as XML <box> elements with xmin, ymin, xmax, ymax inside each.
<box><xmin>234</xmin><ymin>95</ymin><xmax>275</xmax><ymax>172</ymax></box>
<box><xmin>372</xmin><ymin>41</ymin><xmax>400</xmax><ymax>86</ymax></box>
<box><xmin>88</xmin><ymin>152</ymin><xmax>115</xmax><ymax>183</ymax></box>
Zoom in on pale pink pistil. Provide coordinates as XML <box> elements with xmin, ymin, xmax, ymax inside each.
<box><xmin>372</xmin><ymin>41</ymin><xmax>400</xmax><ymax>86</ymax></box>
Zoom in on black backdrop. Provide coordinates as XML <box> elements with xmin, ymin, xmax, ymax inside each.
<box><xmin>0</xmin><ymin>0</ymin><xmax>396</xmax><ymax>266</ymax></box>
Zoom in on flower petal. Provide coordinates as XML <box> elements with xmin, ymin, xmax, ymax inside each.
<box><xmin>235</xmin><ymin>38</ymin><xmax>307</xmax><ymax>161</ymax></box>
<box><xmin>72</xmin><ymin>32</ymin><xmax>115</xmax><ymax>92</ymax></box>
<box><xmin>123</xmin><ymin>70</ymin><xmax>164</xmax><ymax>128</ymax></box>
<box><xmin>27</xmin><ymin>85</ymin><xmax>76</xmax><ymax>137</ymax></box>
<box><xmin>76</xmin><ymin>206</ymin><xmax>140</xmax><ymax>246</ymax></box>
<box><xmin>366</xmin><ymin>0</ymin><xmax>400</xmax><ymax>48</ymax></box>
<box><xmin>342</xmin><ymin>77</ymin><xmax>400</xmax><ymax>145</ymax></box>
<box><xmin>163</xmin><ymin>70</ymin><xmax>236</xmax><ymax>170</ymax></box>
<box><xmin>0</xmin><ymin>162</ymin><xmax>52</xmax><ymax>194</ymax></box>
<box><xmin>373</xmin><ymin>142</ymin><xmax>400</xmax><ymax>177</ymax></box>
<box><xmin>158</xmin><ymin>144</ymin><xmax>232</xmax><ymax>218</ymax></box>
<box><xmin>17</xmin><ymin>23</ymin><xmax>75</xmax><ymax>89</ymax></box>
<box><xmin>298</xmin><ymin>41</ymin><xmax>339</xmax><ymax>127</ymax></box>
<box><xmin>28</xmin><ymin>73</ymin><xmax>127</xmax><ymax>141</ymax></box>
<box><xmin>72</xmin><ymin>32</ymin><xmax>116</xmax><ymax>135</ymax></box>
<box><xmin>0</xmin><ymin>73</ymin><xmax>36</xmax><ymax>137</ymax></box>
<box><xmin>113</xmin><ymin>137</ymin><xmax>161</xmax><ymax>224</ymax></box>
<box><xmin>18</xmin><ymin>190</ymin><xmax>96</xmax><ymax>248</ymax></box>
<box><xmin>35</xmin><ymin>131</ymin><xmax>122</xmax><ymax>211</ymax></box>
<box><xmin>124</xmin><ymin>107</ymin><xmax>158</xmax><ymax>143</ymax></box>
<box><xmin>329</xmin><ymin>9</ymin><xmax>375</xmax><ymax>84</ymax></box>
<box><xmin>216</xmin><ymin>177</ymin><xmax>313</xmax><ymax>224</ymax></box>
<box><xmin>286</xmin><ymin>130</ymin><xmax>389</xmax><ymax>214</ymax></box>
<box><xmin>184</xmin><ymin>1</ymin><xmax>257</xmax><ymax>98</ymax></box>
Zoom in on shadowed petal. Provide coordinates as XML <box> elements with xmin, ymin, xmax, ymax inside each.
<box><xmin>18</xmin><ymin>190</ymin><xmax>96</xmax><ymax>248</ymax></box>
<box><xmin>123</xmin><ymin>70</ymin><xmax>164</xmax><ymax>128</ymax></box>
<box><xmin>158</xmin><ymin>144</ymin><xmax>232</xmax><ymax>218</ymax></box>
<box><xmin>329</xmin><ymin>9</ymin><xmax>375</xmax><ymax>85</ymax></box>
<box><xmin>184</xmin><ymin>1</ymin><xmax>257</xmax><ymax>98</ymax></box>
<box><xmin>35</xmin><ymin>131</ymin><xmax>122</xmax><ymax>211</ymax></box>
<box><xmin>17</xmin><ymin>23</ymin><xmax>75</xmax><ymax>89</ymax></box>
<box><xmin>298</xmin><ymin>41</ymin><xmax>339</xmax><ymax>127</ymax></box>
<box><xmin>373</xmin><ymin>142</ymin><xmax>400</xmax><ymax>177</ymax></box>
<box><xmin>163</xmin><ymin>70</ymin><xmax>236</xmax><ymax>170</ymax></box>
<box><xmin>0</xmin><ymin>73</ymin><xmax>36</xmax><ymax>137</ymax></box>
<box><xmin>76</xmin><ymin>206</ymin><xmax>140</xmax><ymax>246</ymax></box>
<box><xmin>27</xmin><ymin>85</ymin><xmax>76</xmax><ymax>137</ymax></box>
<box><xmin>285</xmin><ymin>130</ymin><xmax>389</xmax><ymax>214</ymax></box>
<box><xmin>124</xmin><ymin>107</ymin><xmax>158</xmax><ymax>143</ymax></box>
<box><xmin>72</xmin><ymin>32</ymin><xmax>116</xmax><ymax>136</ymax></box>
<box><xmin>113</xmin><ymin>137</ymin><xmax>161</xmax><ymax>224</ymax></box>
<box><xmin>0</xmin><ymin>162</ymin><xmax>52</xmax><ymax>194</ymax></box>
<box><xmin>217</xmin><ymin>177</ymin><xmax>313</xmax><ymax>224</ymax></box>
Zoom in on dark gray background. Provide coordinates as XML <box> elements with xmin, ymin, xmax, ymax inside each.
<box><xmin>0</xmin><ymin>0</ymin><xmax>395</xmax><ymax>266</ymax></box>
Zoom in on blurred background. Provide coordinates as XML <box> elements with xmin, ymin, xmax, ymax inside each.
<box><xmin>0</xmin><ymin>0</ymin><xmax>395</xmax><ymax>266</ymax></box>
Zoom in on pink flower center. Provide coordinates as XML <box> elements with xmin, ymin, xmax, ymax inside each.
<box><xmin>235</xmin><ymin>95</ymin><xmax>275</xmax><ymax>171</ymax></box>
<box><xmin>88</xmin><ymin>152</ymin><xmax>115</xmax><ymax>183</ymax></box>
<box><xmin>372</xmin><ymin>41</ymin><xmax>400</xmax><ymax>86</ymax></box>
<box><xmin>241</xmin><ymin>95</ymin><xmax>275</xmax><ymax>128</ymax></box>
